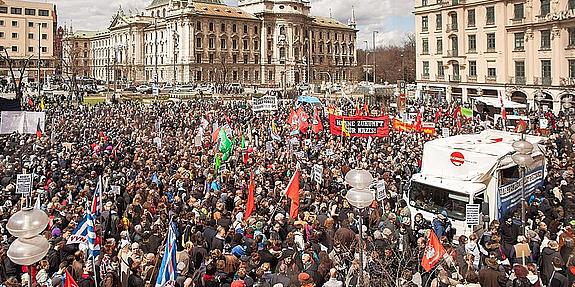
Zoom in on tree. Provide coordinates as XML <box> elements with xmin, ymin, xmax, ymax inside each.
<box><xmin>61</xmin><ymin>36</ymin><xmax>84</xmax><ymax>99</ymax></box>
<box><xmin>0</xmin><ymin>48</ymin><xmax>34</xmax><ymax>100</ymax></box>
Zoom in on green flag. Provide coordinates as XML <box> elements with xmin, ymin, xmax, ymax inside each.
<box><xmin>461</xmin><ymin>107</ymin><xmax>473</xmax><ymax>119</ymax></box>
<box><xmin>214</xmin><ymin>153</ymin><xmax>221</xmax><ymax>172</ymax></box>
<box><xmin>240</xmin><ymin>134</ymin><xmax>245</xmax><ymax>149</ymax></box>
<box><xmin>219</xmin><ymin>129</ymin><xmax>232</xmax><ymax>154</ymax></box>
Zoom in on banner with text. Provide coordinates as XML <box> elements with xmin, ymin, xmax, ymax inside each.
<box><xmin>329</xmin><ymin>115</ymin><xmax>390</xmax><ymax>138</ymax></box>
<box><xmin>392</xmin><ymin>119</ymin><xmax>436</xmax><ymax>135</ymax></box>
<box><xmin>252</xmin><ymin>96</ymin><xmax>278</xmax><ymax>112</ymax></box>
<box><xmin>0</xmin><ymin>111</ymin><xmax>46</xmax><ymax>134</ymax></box>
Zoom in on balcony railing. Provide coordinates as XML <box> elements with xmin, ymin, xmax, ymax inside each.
<box><xmin>511</xmin><ymin>18</ymin><xmax>524</xmax><ymax>25</ymax></box>
<box><xmin>436</xmin><ymin>74</ymin><xmax>445</xmax><ymax>80</ymax></box>
<box><xmin>441</xmin><ymin>0</ymin><xmax>464</xmax><ymax>6</ymax></box>
<box><xmin>449</xmin><ymin>75</ymin><xmax>461</xmax><ymax>82</ymax></box>
<box><xmin>446</xmin><ymin>24</ymin><xmax>458</xmax><ymax>32</ymax></box>
<box><xmin>447</xmin><ymin>50</ymin><xmax>459</xmax><ymax>57</ymax></box>
<box><xmin>468</xmin><ymin>75</ymin><xmax>477</xmax><ymax>82</ymax></box>
<box><xmin>421</xmin><ymin>73</ymin><xmax>430</xmax><ymax>79</ymax></box>
<box><xmin>560</xmin><ymin>77</ymin><xmax>575</xmax><ymax>87</ymax></box>
<box><xmin>485</xmin><ymin>75</ymin><xmax>497</xmax><ymax>83</ymax></box>
<box><xmin>542</xmin><ymin>77</ymin><xmax>552</xmax><ymax>86</ymax></box>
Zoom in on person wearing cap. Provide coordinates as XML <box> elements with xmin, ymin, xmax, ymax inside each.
<box><xmin>541</xmin><ymin>241</ymin><xmax>564</xmax><ymax>283</ymax></box>
<box><xmin>432</xmin><ymin>212</ymin><xmax>450</xmax><ymax>239</ymax></box>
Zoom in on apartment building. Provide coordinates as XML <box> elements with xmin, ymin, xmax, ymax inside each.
<box><xmin>0</xmin><ymin>0</ymin><xmax>57</xmax><ymax>81</ymax></box>
<box><xmin>72</xmin><ymin>0</ymin><xmax>357</xmax><ymax>86</ymax></box>
<box><xmin>415</xmin><ymin>0</ymin><xmax>575</xmax><ymax>113</ymax></box>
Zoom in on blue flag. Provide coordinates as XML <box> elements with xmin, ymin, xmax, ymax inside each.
<box><xmin>86</xmin><ymin>213</ymin><xmax>100</xmax><ymax>259</ymax></box>
<box><xmin>156</xmin><ymin>222</ymin><xmax>178</xmax><ymax>287</ymax></box>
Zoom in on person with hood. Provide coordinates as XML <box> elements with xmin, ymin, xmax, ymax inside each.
<box><xmin>540</xmin><ymin>241</ymin><xmax>564</xmax><ymax>283</ymax></box>
<box><xmin>548</xmin><ymin>257</ymin><xmax>569</xmax><ymax>287</ymax></box>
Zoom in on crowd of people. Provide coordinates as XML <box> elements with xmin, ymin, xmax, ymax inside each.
<box><xmin>0</xmin><ymin>93</ymin><xmax>573</xmax><ymax>287</ymax></box>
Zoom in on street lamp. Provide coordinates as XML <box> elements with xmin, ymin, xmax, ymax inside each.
<box><xmin>364</xmin><ymin>41</ymin><xmax>369</xmax><ymax>83</ymax></box>
<box><xmin>344</xmin><ymin>169</ymin><xmax>374</xmax><ymax>287</ymax></box>
<box><xmin>7</xmin><ymin>207</ymin><xmax>50</xmax><ymax>266</ymax></box>
<box><xmin>511</xmin><ymin>138</ymin><xmax>534</xmax><ymax>236</ymax></box>
<box><xmin>372</xmin><ymin>31</ymin><xmax>378</xmax><ymax>85</ymax></box>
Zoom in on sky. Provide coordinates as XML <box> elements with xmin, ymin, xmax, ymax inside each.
<box><xmin>55</xmin><ymin>0</ymin><xmax>415</xmax><ymax>48</ymax></box>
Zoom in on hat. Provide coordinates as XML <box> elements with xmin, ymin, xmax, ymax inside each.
<box><xmin>231</xmin><ymin>280</ymin><xmax>246</xmax><ymax>287</ymax></box>
<box><xmin>51</xmin><ymin>227</ymin><xmax>61</xmax><ymax>237</ymax></box>
<box><xmin>437</xmin><ymin>214</ymin><xmax>446</xmax><ymax>220</ymax></box>
<box><xmin>298</xmin><ymin>272</ymin><xmax>311</xmax><ymax>282</ymax></box>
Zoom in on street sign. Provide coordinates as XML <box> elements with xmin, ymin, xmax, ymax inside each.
<box><xmin>16</xmin><ymin>174</ymin><xmax>33</xmax><ymax>194</ymax></box>
<box><xmin>376</xmin><ymin>180</ymin><xmax>386</xmax><ymax>201</ymax></box>
<box><xmin>466</xmin><ymin>204</ymin><xmax>481</xmax><ymax>226</ymax></box>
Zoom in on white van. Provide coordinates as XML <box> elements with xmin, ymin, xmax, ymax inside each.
<box><xmin>405</xmin><ymin>129</ymin><xmax>546</xmax><ymax>238</ymax></box>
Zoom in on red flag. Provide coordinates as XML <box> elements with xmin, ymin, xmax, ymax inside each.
<box><xmin>244</xmin><ymin>172</ymin><xmax>255</xmax><ymax>220</ymax></box>
<box><xmin>312</xmin><ymin>108</ymin><xmax>323</xmax><ymax>133</ymax></box>
<box><xmin>355</xmin><ymin>104</ymin><xmax>361</xmax><ymax>116</ymax></box>
<box><xmin>516</xmin><ymin>119</ymin><xmax>527</xmax><ymax>133</ymax></box>
<box><xmin>434</xmin><ymin>107</ymin><xmax>442</xmax><ymax>123</ymax></box>
<box><xmin>297</xmin><ymin>107</ymin><xmax>309</xmax><ymax>133</ymax></box>
<box><xmin>499</xmin><ymin>91</ymin><xmax>507</xmax><ymax>123</ymax></box>
<box><xmin>27</xmin><ymin>97</ymin><xmax>33</xmax><ymax>107</ymax></box>
<box><xmin>421</xmin><ymin>230</ymin><xmax>446</xmax><ymax>272</ymax></box>
<box><xmin>211</xmin><ymin>127</ymin><xmax>221</xmax><ymax>142</ymax></box>
<box><xmin>285</xmin><ymin>169</ymin><xmax>300</xmax><ymax>219</ymax></box>
<box><xmin>64</xmin><ymin>270</ymin><xmax>79</xmax><ymax>287</ymax></box>
<box><xmin>35</xmin><ymin>119</ymin><xmax>42</xmax><ymax>138</ymax></box>
<box><xmin>415</xmin><ymin>107</ymin><xmax>423</xmax><ymax>132</ymax></box>
<box><xmin>364</xmin><ymin>103</ymin><xmax>370</xmax><ymax>115</ymax></box>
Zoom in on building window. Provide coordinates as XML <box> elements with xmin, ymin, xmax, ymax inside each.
<box><xmin>570</xmin><ymin>0</ymin><xmax>575</xmax><ymax>9</ymax></box>
<box><xmin>422</xmin><ymin>16</ymin><xmax>428</xmax><ymax>32</ymax></box>
<box><xmin>514</xmin><ymin>32</ymin><xmax>524</xmax><ymax>50</ymax></box>
<box><xmin>38</xmin><ymin>9</ymin><xmax>49</xmax><ymax>16</ymax></box>
<box><xmin>196</xmin><ymin>54</ymin><xmax>202</xmax><ymax>63</ymax></box>
<box><xmin>209</xmin><ymin>53</ymin><xmax>214</xmax><ymax>63</ymax></box>
<box><xmin>25</xmin><ymin>8</ymin><xmax>35</xmax><ymax>15</ymax></box>
<box><xmin>436</xmin><ymin>14</ymin><xmax>442</xmax><ymax>30</ymax></box>
<box><xmin>28</xmin><ymin>47</ymin><xmax>33</xmax><ymax>52</ymax></box>
<box><xmin>514</xmin><ymin>3</ymin><xmax>524</xmax><ymax>20</ymax></box>
<box><xmin>28</xmin><ymin>33</ymin><xmax>33</xmax><ymax>39</ymax></box>
<box><xmin>0</xmin><ymin>32</ymin><xmax>3</xmax><ymax>38</ymax></box>
<box><xmin>486</xmin><ymin>7</ymin><xmax>495</xmax><ymax>25</ymax></box>
<box><xmin>469</xmin><ymin>61</ymin><xmax>477</xmax><ymax>76</ymax></box>
<box><xmin>569</xmin><ymin>60</ymin><xmax>575</xmax><ymax>78</ymax></box>
<box><xmin>436</xmin><ymin>38</ymin><xmax>443</xmax><ymax>54</ymax></box>
<box><xmin>541</xmin><ymin>0</ymin><xmax>550</xmax><ymax>15</ymax></box>
<box><xmin>487</xmin><ymin>33</ymin><xmax>496</xmax><ymax>51</ymax></box>
<box><xmin>42</xmin><ymin>34</ymin><xmax>47</xmax><ymax>40</ymax></box>
<box><xmin>233</xmin><ymin>71</ymin><xmax>238</xmax><ymax>81</ymax></box>
<box><xmin>467</xmin><ymin>9</ymin><xmax>475</xmax><ymax>27</ymax></box>
<box><xmin>196</xmin><ymin>21</ymin><xmax>201</xmax><ymax>31</ymax></box>
<box><xmin>221</xmin><ymin>38</ymin><xmax>226</xmax><ymax>49</ymax></box>
<box><xmin>422</xmin><ymin>0</ymin><xmax>427</xmax><ymax>6</ymax></box>
<box><xmin>0</xmin><ymin>20</ymin><xmax>3</xmax><ymax>26</ymax></box>
<box><xmin>255</xmin><ymin>70</ymin><xmax>259</xmax><ymax>80</ymax></box>
<box><xmin>541</xmin><ymin>60</ymin><xmax>551</xmax><ymax>80</ymax></box>
<box><xmin>11</xmin><ymin>46</ymin><xmax>17</xmax><ymax>52</ymax></box>
<box><xmin>243</xmin><ymin>39</ymin><xmax>248</xmax><ymax>50</ymax></box>
<box><xmin>569</xmin><ymin>28</ymin><xmax>575</xmax><ymax>47</ymax></box>
<box><xmin>243</xmin><ymin>25</ymin><xmax>248</xmax><ymax>34</ymax></box>
<box><xmin>437</xmin><ymin>61</ymin><xmax>444</xmax><ymax>77</ymax></box>
<box><xmin>28</xmin><ymin>21</ymin><xmax>33</xmax><ymax>27</ymax></box>
<box><xmin>11</xmin><ymin>7</ymin><xmax>22</xmax><ymax>14</ymax></box>
<box><xmin>254</xmin><ymin>55</ymin><xmax>259</xmax><ymax>64</ymax></box>
<box><xmin>0</xmin><ymin>7</ymin><xmax>7</xmax><ymax>13</ymax></box>
<box><xmin>488</xmin><ymin>67</ymin><xmax>496</xmax><ymax>77</ymax></box>
<box><xmin>254</xmin><ymin>40</ymin><xmax>259</xmax><ymax>50</ymax></box>
<box><xmin>541</xmin><ymin>30</ymin><xmax>551</xmax><ymax>49</ymax></box>
<box><xmin>422</xmin><ymin>38</ymin><xmax>429</xmax><ymax>54</ymax></box>
<box><xmin>42</xmin><ymin>47</ymin><xmax>47</xmax><ymax>53</ymax></box>
<box><xmin>468</xmin><ymin>35</ymin><xmax>476</xmax><ymax>52</ymax></box>
<box><xmin>232</xmin><ymin>39</ymin><xmax>238</xmax><ymax>50</ymax></box>
<box><xmin>254</xmin><ymin>25</ymin><xmax>258</xmax><ymax>33</ymax></box>
<box><xmin>209</xmin><ymin>22</ymin><xmax>214</xmax><ymax>31</ymax></box>
<box><xmin>196</xmin><ymin>38</ymin><xmax>202</xmax><ymax>48</ymax></box>
<box><xmin>422</xmin><ymin>61</ymin><xmax>429</xmax><ymax>76</ymax></box>
<box><xmin>267</xmin><ymin>26</ymin><xmax>272</xmax><ymax>35</ymax></box>
<box><xmin>209</xmin><ymin>38</ymin><xmax>214</xmax><ymax>49</ymax></box>
<box><xmin>12</xmin><ymin>21</ymin><xmax>17</xmax><ymax>27</ymax></box>
<box><xmin>515</xmin><ymin>61</ymin><xmax>525</xmax><ymax>79</ymax></box>
<box><xmin>267</xmin><ymin>55</ymin><xmax>272</xmax><ymax>64</ymax></box>
<box><xmin>41</xmin><ymin>23</ymin><xmax>47</xmax><ymax>28</ymax></box>
<box><xmin>11</xmin><ymin>33</ymin><xmax>17</xmax><ymax>39</ymax></box>
<box><xmin>232</xmin><ymin>24</ymin><xmax>237</xmax><ymax>33</ymax></box>
<box><xmin>232</xmin><ymin>54</ymin><xmax>237</xmax><ymax>63</ymax></box>
<box><xmin>221</xmin><ymin>23</ymin><xmax>226</xmax><ymax>32</ymax></box>
<box><xmin>243</xmin><ymin>54</ymin><xmax>248</xmax><ymax>64</ymax></box>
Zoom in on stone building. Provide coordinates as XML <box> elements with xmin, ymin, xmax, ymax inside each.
<box><xmin>82</xmin><ymin>0</ymin><xmax>358</xmax><ymax>87</ymax></box>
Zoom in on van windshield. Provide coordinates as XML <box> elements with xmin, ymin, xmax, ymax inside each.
<box><xmin>409</xmin><ymin>181</ymin><xmax>468</xmax><ymax>220</ymax></box>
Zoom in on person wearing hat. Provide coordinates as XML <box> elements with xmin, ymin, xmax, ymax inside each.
<box><xmin>432</xmin><ymin>211</ymin><xmax>451</xmax><ymax>240</ymax></box>
<box><xmin>479</xmin><ymin>257</ymin><xmax>506</xmax><ymax>287</ymax></box>
<box><xmin>127</xmin><ymin>259</ymin><xmax>144</xmax><ymax>287</ymax></box>
<box><xmin>297</xmin><ymin>272</ymin><xmax>314</xmax><ymax>287</ymax></box>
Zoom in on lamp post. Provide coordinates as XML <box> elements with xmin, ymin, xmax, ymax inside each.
<box><xmin>372</xmin><ymin>31</ymin><xmax>378</xmax><ymax>85</ymax></box>
<box><xmin>364</xmin><ymin>41</ymin><xmax>369</xmax><ymax>83</ymax></box>
<box><xmin>511</xmin><ymin>138</ymin><xmax>534</xmax><ymax>236</ymax></box>
<box><xmin>344</xmin><ymin>169</ymin><xmax>374</xmax><ymax>287</ymax></box>
<box><xmin>7</xmin><ymin>204</ymin><xmax>50</xmax><ymax>287</ymax></box>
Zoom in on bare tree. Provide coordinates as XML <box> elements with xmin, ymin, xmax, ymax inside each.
<box><xmin>0</xmin><ymin>49</ymin><xmax>34</xmax><ymax>100</ymax></box>
<box><xmin>61</xmin><ymin>37</ymin><xmax>84</xmax><ymax>100</ymax></box>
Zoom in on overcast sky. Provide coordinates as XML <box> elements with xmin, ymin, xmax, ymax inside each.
<box><xmin>54</xmin><ymin>0</ymin><xmax>414</xmax><ymax>47</ymax></box>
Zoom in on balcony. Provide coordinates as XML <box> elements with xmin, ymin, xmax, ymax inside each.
<box><xmin>446</xmin><ymin>50</ymin><xmax>459</xmax><ymax>57</ymax></box>
<box><xmin>560</xmin><ymin>77</ymin><xmax>575</xmax><ymax>87</ymax></box>
<box><xmin>421</xmin><ymin>73</ymin><xmax>430</xmax><ymax>80</ymax></box>
<box><xmin>468</xmin><ymin>75</ymin><xmax>477</xmax><ymax>82</ymax></box>
<box><xmin>485</xmin><ymin>75</ymin><xmax>497</xmax><ymax>83</ymax></box>
<box><xmin>446</xmin><ymin>24</ymin><xmax>459</xmax><ymax>33</ymax></box>
<box><xmin>436</xmin><ymin>74</ymin><xmax>445</xmax><ymax>80</ymax></box>
<box><xmin>441</xmin><ymin>0</ymin><xmax>464</xmax><ymax>6</ymax></box>
<box><xmin>510</xmin><ymin>76</ymin><xmax>526</xmax><ymax>85</ymax></box>
<box><xmin>449</xmin><ymin>75</ymin><xmax>461</xmax><ymax>82</ymax></box>
<box><xmin>510</xmin><ymin>18</ymin><xmax>524</xmax><ymax>25</ymax></box>
<box><xmin>542</xmin><ymin>77</ymin><xmax>552</xmax><ymax>86</ymax></box>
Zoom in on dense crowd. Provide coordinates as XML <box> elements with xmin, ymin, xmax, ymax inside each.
<box><xmin>0</xmin><ymin>94</ymin><xmax>573</xmax><ymax>287</ymax></box>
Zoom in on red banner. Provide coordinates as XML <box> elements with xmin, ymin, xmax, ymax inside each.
<box><xmin>392</xmin><ymin>119</ymin><xmax>436</xmax><ymax>135</ymax></box>
<box><xmin>329</xmin><ymin>115</ymin><xmax>390</xmax><ymax>137</ymax></box>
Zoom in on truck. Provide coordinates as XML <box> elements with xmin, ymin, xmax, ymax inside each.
<box><xmin>405</xmin><ymin>129</ymin><xmax>546</xmax><ymax>238</ymax></box>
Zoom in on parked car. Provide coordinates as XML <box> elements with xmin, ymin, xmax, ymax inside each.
<box><xmin>176</xmin><ymin>85</ymin><xmax>195</xmax><ymax>93</ymax></box>
<box><xmin>136</xmin><ymin>85</ymin><xmax>152</xmax><ymax>94</ymax></box>
<box><xmin>160</xmin><ymin>84</ymin><xmax>174</xmax><ymax>93</ymax></box>
<box><xmin>297</xmin><ymin>83</ymin><xmax>310</xmax><ymax>92</ymax></box>
<box><xmin>123</xmin><ymin>86</ymin><xmax>137</xmax><ymax>92</ymax></box>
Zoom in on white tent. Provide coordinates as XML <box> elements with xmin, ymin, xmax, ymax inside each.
<box><xmin>472</xmin><ymin>96</ymin><xmax>527</xmax><ymax>109</ymax></box>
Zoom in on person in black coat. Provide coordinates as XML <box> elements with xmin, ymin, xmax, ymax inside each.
<box><xmin>127</xmin><ymin>261</ymin><xmax>145</xmax><ymax>287</ymax></box>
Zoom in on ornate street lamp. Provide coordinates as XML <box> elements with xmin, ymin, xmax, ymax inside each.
<box><xmin>7</xmin><ymin>207</ymin><xmax>50</xmax><ymax>266</ymax></box>
<box><xmin>344</xmin><ymin>169</ymin><xmax>374</xmax><ymax>287</ymax></box>
<box><xmin>511</xmin><ymin>139</ymin><xmax>534</xmax><ymax>236</ymax></box>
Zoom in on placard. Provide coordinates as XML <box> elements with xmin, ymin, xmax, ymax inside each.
<box><xmin>16</xmin><ymin>174</ymin><xmax>33</xmax><ymax>194</ymax></box>
<box><xmin>252</xmin><ymin>96</ymin><xmax>278</xmax><ymax>112</ymax></box>
<box><xmin>328</xmin><ymin>115</ymin><xmax>390</xmax><ymax>138</ymax></box>
<box><xmin>312</xmin><ymin>164</ymin><xmax>323</xmax><ymax>183</ymax></box>
<box><xmin>465</xmin><ymin>204</ymin><xmax>480</xmax><ymax>226</ymax></box>
<box><xmin>0</xmin><ymin>111</ymin><xmax>46</xmax><ymax>134</ymax></box>
<box><xmin>539</xmin><ymin>118</ymin><xmax>549</xmax><ymax>129</ymax></box>
<box><xmin>376</xmin><ymin>180</ymin><xmax>386</xmax><ymax>201</ymax></box>
<box><xmin>110</xmin><ymin>185</ymin><xmax>121</xmax><ymax>195</ymax></box>
<box><xmin>442</xmin><ymin>127</ymin><xmax>450</xmax><ymax>138</ymax></box>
